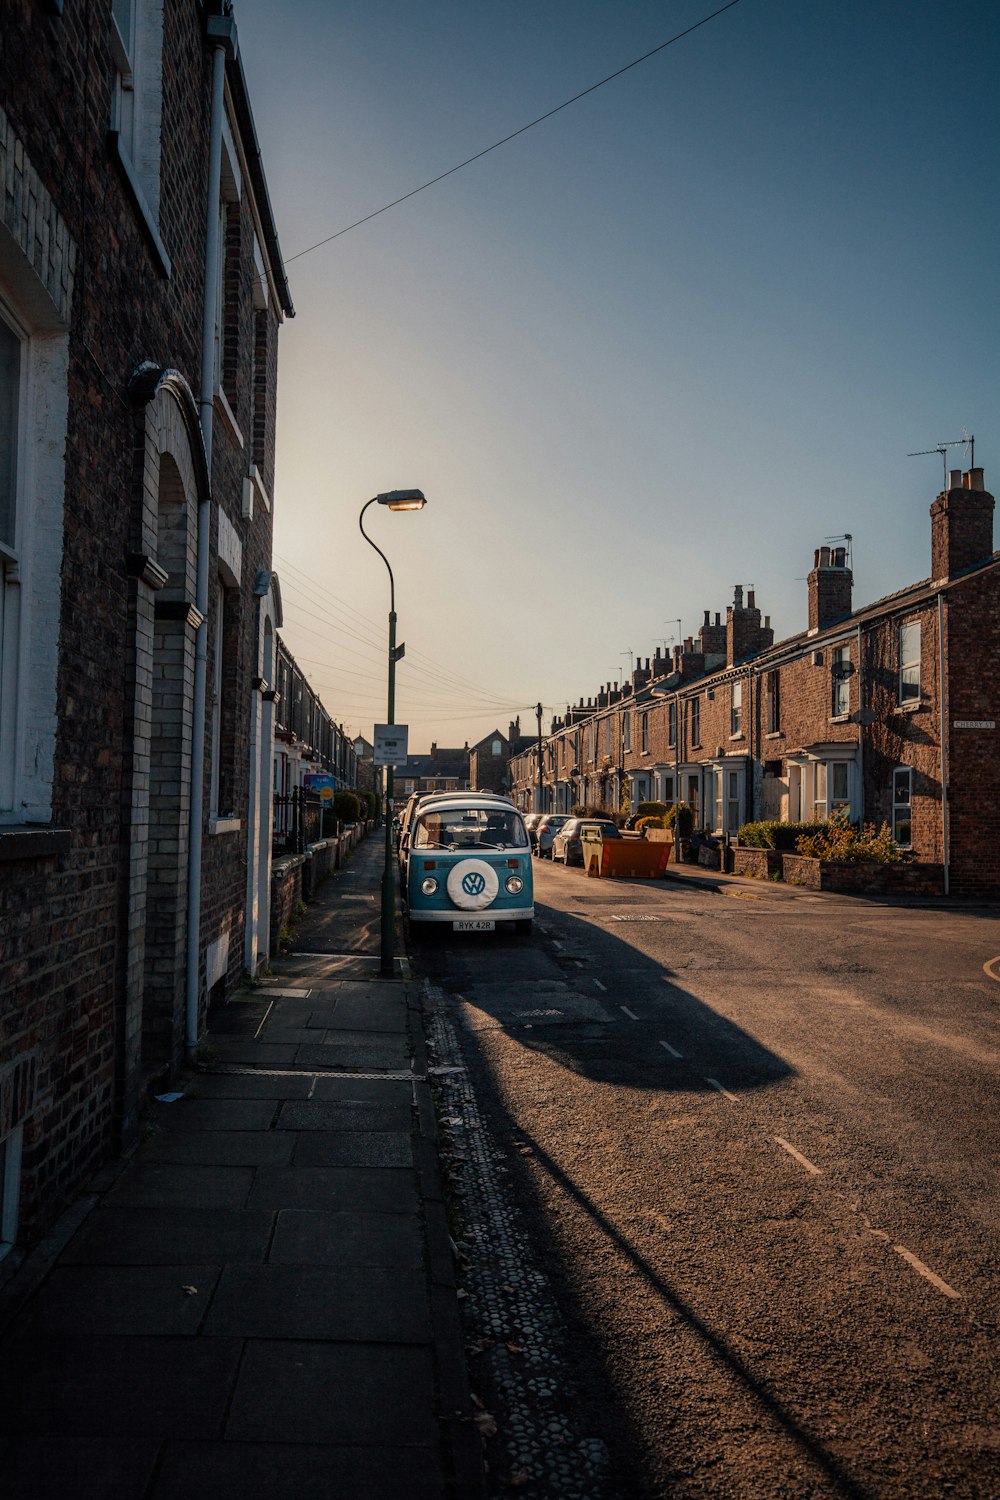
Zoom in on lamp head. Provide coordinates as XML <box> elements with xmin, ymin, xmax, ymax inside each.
<box><xmin>376</xmin><ymin>489</ymin><xmax>427</xmax><ymax>511</ymax></box>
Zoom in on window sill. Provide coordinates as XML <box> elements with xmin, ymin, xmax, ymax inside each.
<box><xmin>765</xmin><ymin>731</ymin><xmax>783</xmax><ymax>739</ymax></box>
<box><xmin>896</xmin><ymin>700</ymin><xmax>925</xmax><ymax>714</ymax></box>
<box><xmin>729</xmin><ymin>733</ymin><xmax>745</xmax><ymax>742</ymax></box>
<box><xmin>829</xmin><ymin>714</ymin><xmax>851</xmax><ymax>724</ymax></box>
<box><xmin>108</xmin><ymin>131</ymin><xmax>171</xmax><ymax>279</ymax></box>
<box><xmin>0</xmin><ymin>826</ymin><xmax>72</xmax><ymax>861</ymax></box>
<box><xmin>209</xmin><ymin>817</ymin><xmax>242</xmax><ymax>836</ymax></box>
<box><xmin>214</xmin><ymin>387</ymin><xmax>245</xmax><ymax>451</ymax></box>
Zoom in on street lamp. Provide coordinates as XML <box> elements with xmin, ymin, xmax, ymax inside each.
<box><xmin>359</xmin><ymin>489</ymin><xmax>427</xmax><ymax>975</ymax></box>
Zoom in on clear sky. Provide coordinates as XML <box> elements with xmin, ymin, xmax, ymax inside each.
<box><xmin>234</xmin><ymin>0</ymin><xmax>999</xmax><ymax>754</ymax></box>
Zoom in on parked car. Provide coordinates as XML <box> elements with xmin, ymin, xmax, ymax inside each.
<box><xmin>522</xmin><ymin>812</ymin><xmax>543</xmax><ymax>851</ymax></box>
<box><xmin>404</xmin><ymin>795</ymin><xmax>534</xmax><ymax>936</ymax></box>
<box><xmin>550</xmin><ymin>818</ymin><xmax>622</xmax><ymax>866</ymax></box>
<box><xmin>535</xmin><ymin>813</ymin><xmax>572</xmax><ymax>858</ymax></box>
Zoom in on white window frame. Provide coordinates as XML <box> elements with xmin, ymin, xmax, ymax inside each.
<box><xmin>689</xmin><ymin>696</ymin><xmax>701</xmax><ymax>747</ymax></box>
<box><xmin>730</xmin><ymin>680</ymin><xmax>743</xmax><ymax>738</ymax></box>
<box><xmin>831</xmin><ymin>645</ymin><xmax>851</xmax><ymax>718</ymax></box>
<box><xmin>892</xmin><ymin>767</ymin><xmax>912</xmax><ymax>846</ymax></box>
<box><xmin>110</xmin><ymin>0</ymin><xmax>167</xmax><ymax>256</ymax></box>
<box><xmin>0</xmin><ymin>294</ymin><xmax>66</xmax><ymax>825</ymax></box>
<box><xmin>899</xmin><ymin>621</ymin><xmax>921</xmax><ymax>705</ymax></box>
<box><xmin>622</xmin><ymin>711</ymin><xmax>630</xmax><ymax>754</ymax></box>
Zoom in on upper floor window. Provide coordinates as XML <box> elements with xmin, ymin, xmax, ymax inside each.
<box><xmin>605</xmin><ymin>717</ymin><xmax>612</xmax><ymax>756</ymax></box>
<box><xmin>622</xmin><ymin>711</ymin><xmax>630</xmax><ymax>753</ymax></box>
<box><xmin>766</xmin><ymin>670</ymin><xmax>781</xmax><ymax>734</ymax></box>
<box><xmin>0</xmin><ymin>312</ymin><xmax>18</xmax><ymax>557</ymax></box>
<box><xmin>110</xmin><ymin>0</ymin><xmax>166</xmax><ymax>249</ymax></box>
<box><xmin>899</xmin><ymin>622</ymin><xmax>921</xmax><ymax>705</ymax></box>
<box><xmin>491</xmin><ymin>738</ymin><xmax>502</xmax><ymax>756</ymax></box>
<box><xmin>641</xmin><ymin>713</ymin><xmax>649</xmax><ymax>754</ymax></box>
<box><xmin>730</xmin><ymin>681</ymin><xmax>743</xmax><ymax>737</ymax></box>
<box><xmin>688</xmin><ymin>696</ymin><xmax>701</xmax><ymax>746</ymax></box>
<box><xmin>832</xmin><ymin>646</ymin><xmax>851</xmax><ymax>718</ymax></box>
<box><xmin>668</xmin><ymin>701</ymin><xmax>677</xmax><ymax>747</ymax></box>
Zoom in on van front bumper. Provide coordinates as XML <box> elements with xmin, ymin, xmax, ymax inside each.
<box><xmin>408</xmin><ymin>905</ymin><xmax>534</xmax><ymax>924</ymax></box>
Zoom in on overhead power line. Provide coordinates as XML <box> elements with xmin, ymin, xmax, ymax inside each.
<box><xmin>284</xmin><ymin>0</ymin><xmax>745</xmax><ymax>267</ymax></box>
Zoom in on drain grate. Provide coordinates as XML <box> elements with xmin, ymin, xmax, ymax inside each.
<box><xmin>207</xmin><ymin>1063</ymin><xmax>421</xmax><ymax>1081</ymax></box>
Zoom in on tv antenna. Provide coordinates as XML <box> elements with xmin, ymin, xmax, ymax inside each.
<box><xmin>907</xmin><ymin>431</ymin><xmax>974</xmax><ymax>487</ymax></box>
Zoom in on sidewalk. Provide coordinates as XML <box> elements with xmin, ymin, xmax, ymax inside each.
<box><xmin>0</xmin><ymin>834</ymin><xmax>484</xmax><ymax>1500</ymax></box>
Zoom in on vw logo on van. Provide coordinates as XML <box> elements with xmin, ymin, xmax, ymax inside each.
<box><xmin>462</xmin><ymin>871</ymin><xmax>487</xmax><ymax>898</ymax></box>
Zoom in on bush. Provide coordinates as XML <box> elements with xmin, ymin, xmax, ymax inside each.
<box><xmin>664</xmin><ymin>801</ymin><xmax>694</xmax><ymax>838</ymax></box>
<box><xmin>794</xmin><ymin>813</ymin><xmax>903</xmax><ymax>864</ymax></box>
<box><xmin>332</xmin><ymin>790</ymin><xmax>361</xmax><ymax>823</ymax></box>
<box><xmin>739</xmin><ymin>820</ymin><xmax>818</xmax><ymax>851</ymax></box>
<box><xmin>634</xmin><ymin>801</ymin><xmax>668</xmax><ymax>821</ymax></box>
<box><xmin>357</xmin><ymin>789</ymin><xmax>377</xmax><ymax>819</ymax></box>
<box><xmin>635</xmin><ymin>815</ymin><xmax>667</xmax><ymax>833</ymax></box>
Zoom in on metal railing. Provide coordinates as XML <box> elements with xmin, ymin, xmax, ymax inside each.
<box><xmin>272</xmin><ymin>788</ymin><xmax>323</xmax><ymax>856</ymax></box>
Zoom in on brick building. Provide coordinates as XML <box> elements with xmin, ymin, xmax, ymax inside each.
<box><xmin>468</xmin><ymin>718</ymin><xmax>535</xmax><ymax>794</ymax></box>
<box><xmin>397</xmin><ymin>742</ymin><xmax>471</xmax><ymax>797</ymax></box>
<box><xmin>0</xmin><ymin>2</ymin><xmax>292</xmax><ymax>1263</ymax></box>
<box><xmin>272</xmin><ymin>634</ymin><xmax>359</xmax><ymax>800</ymax></box>
<box><xmin>510</xmin><ymin>471</ymin><xmax>998</xmax><ymax>896</ymax></box>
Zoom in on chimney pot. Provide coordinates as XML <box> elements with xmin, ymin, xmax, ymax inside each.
<box><xmin>734</xmin><ymin>584</ymin><xmax>743</xmax><ymax>608</ymax></box>
<box><xmin>966</xmin><ymin>467</ymin><xmax>985</xmax><ymax>490</ymax></box>
<box><xmin>949</xmin><ymin>469</ymin><xmax>963</xmax><ymax>489</ymax></box>
<box><xmin>747</xmin><ymin>589</ymin><xmax>755</xmax><ymax>610</ymax></box>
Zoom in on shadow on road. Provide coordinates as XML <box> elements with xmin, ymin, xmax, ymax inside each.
<box><xmin>414</xmin><ymin>900</ymin><xmax>795</xmax><ymax>1097</ymax></box>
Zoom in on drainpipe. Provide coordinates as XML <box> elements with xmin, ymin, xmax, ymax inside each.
<box><xmin>186</xmin><ymin>12</ymin><xmax>237</xmax><ymax>1062</ymax></box>
<box><xmin>937</xmin><ymin>593</ymin><xmax>950</xmax><ymax>896</ymax></box>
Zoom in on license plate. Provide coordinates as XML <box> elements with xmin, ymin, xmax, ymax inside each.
<box><xmin>454</xmin><ymin>918</ymin><xmax>495</xmax><ymax>932</ymax></box>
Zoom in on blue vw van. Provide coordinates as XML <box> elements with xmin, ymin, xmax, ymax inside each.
<box><xmin>403</xmin><ymin>794</ymin><xmax>534</xmax><ymax>936</ymax></box>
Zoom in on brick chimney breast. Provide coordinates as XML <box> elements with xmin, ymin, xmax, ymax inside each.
<box><xmin>807</xmin><ymin>548</ymin><xmax>853</xmax><ymax>635</ymax></box>
<box><xmin>930</xmin><ymin>469</ymin><xmax>994</xmax><ymax>581</ymax></box>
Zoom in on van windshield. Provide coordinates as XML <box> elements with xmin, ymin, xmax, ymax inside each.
<box><xmin>413</xmin><ymin>807</ymin><xmax>528</xmax><ymax>850</ymax></box>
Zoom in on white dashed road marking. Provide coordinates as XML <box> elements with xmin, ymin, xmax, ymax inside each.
<box><xmin>593</xmin><ymin>978</ymin><xmax>607</xmax><ymax>992</ymax></box>
<box><xmin>774</xmin><ymin>1136</ymin><xmax>822</xmax><ymax>1175</ymax></box>
<box><xmin>620</xmin><ymin>1004</ymin><xmax>639</xmax><ymax>1020</ymax></box>
<box><xmin>658</xmin><ymin>1040</ymin><xmax>683</xmax><ymax>1059</ymax></box>
<box><xmin>704</xmin><ymin>1076</ymin><xmax>739</xmax><ymax>1103</ymax></box>
<box><xmin>893</xmin><ymin>1244</ymin><xmax>961</xmax><ymax>1300</ymax></box>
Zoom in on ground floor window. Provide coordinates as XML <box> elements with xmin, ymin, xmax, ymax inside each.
<box><xmin>892</xmin><ymin>767</ymin><xmax>912</xmax><ymax>846</ymax></box>
<box><xmin>0</xmin><ymin>1123</ymin><xmax>23</xmax><ymax>1259</ymax></box>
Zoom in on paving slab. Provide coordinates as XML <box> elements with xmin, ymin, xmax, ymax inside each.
<box><xmin>149</xmin><ymin>1441</ymin><xmax>445</xmax><ymax>1500</ymax></box>
<box><xmin>3</xmin><ymin>1437</ymin><xmax>160</xmax><ymax>1500</ymax></box>
<box><xmin>293</xmin><ymin>1037</ymin><xmax>411</xmax><ymax>1070</ymax></box>
<box><xmin>277</xmin><ymin>1097</ymin><xmax>413</xmax><ymax>1132</ymax></box>
<box><xmin>184</xmin><ymin>1071</ymin><xmax>315</xmax><ymax>1100</ymax></box>
<box><xmin>226</xmin><ymin>1340</ymin><xmax>438</xmax><ymax>1447</ymax></box>
<box><xmin>246</xmin><ymin>1166</ymin><xmax>418</xmax><ymax>1215</ymax></box>
<box><xmin>139</xmin><ymin>1128</ymin><xmax>297</xmax><ymax>1167</ymax></box>
<box><xmin>103</xmin><ymin>1163</ymin><xmax>255</xmax><ymax>1210</ymax></box>
<box><xmin>19</xmin><ymin>1264</ymin><xmax>221</xmax><ymax>1335</ymax></box>
<box><xmin>204</xmin><ymin>1263</ymin><xmax>431</xmax><ymax>1342</ymax></box>
<box><xmin>0</xmin><ymin>1331</ymin><xmax>242</xmax><ymax>1436</ymax></box>
<box><xmin>207</xmin><ymin>1040</ymin><xmax>300</xmax><ymax>1067</ymax></box>
<box><xmin>152</xmin><ymin>1097</ymin><xmax>279</xmax><ymax>1131</ymax></box>
<box><xmin>308</xmin><ymin>1076</ymin><xmax>416</xmax><ymax>1105</ymax></box>
<box><xmin>292</xmin><ymin>1129</ymin><xmax>413</xmax><ymax>1168</ymax></box>
<box><xmin>269</xmin><ymin>1208</ymin><xmax>424</xmax><ymax>1268</ymax></box>
<box><xmin>58</xmin><ymin>1207</ymin><xmax>275</xmax><ymax>1266</ymax></box>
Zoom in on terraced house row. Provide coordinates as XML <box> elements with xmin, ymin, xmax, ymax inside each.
<box><xmin>510</xmin><ymin>470</ymin><xmax>999</xmax><ymax>897</ymax></box>
<box><xmin>1</xmin><ymin>2</ymin><xmax>298</xmax><ymax>1266</ymax></box>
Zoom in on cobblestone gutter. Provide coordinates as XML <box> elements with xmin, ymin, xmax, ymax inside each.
<box><xmin>424</xmin><ymin>983</ymin><xmax>617</xmax><ymax>1500</ymax></box>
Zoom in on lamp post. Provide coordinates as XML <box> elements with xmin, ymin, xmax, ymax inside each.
<box><xmin>535</xmin><ymin>701</ymin><xmax>544</xmax><ymax>814</ymax></box>
<box><xmin>359</xmin><ymin>489</ymin><xmax>427</xmax><ymax>975</ymax></box>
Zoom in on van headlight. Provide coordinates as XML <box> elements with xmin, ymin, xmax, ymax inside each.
<box><xmin>421</xmin><ymin>877</ymin><xmax>438</xmax><ymax>896</ymax></box>
<box><xmin>505</xmin><ymin>875</ymin><xmax>524</xmax><ymax>895</ymax></box>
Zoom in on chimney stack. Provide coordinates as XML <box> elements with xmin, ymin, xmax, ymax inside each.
<box><xmin>931</xmin><ymin>468</ymin><xmax>994</xmax><ymax>581</ymax></box>
<box><xmin>807</xmin><ymin>546</ymin><xmax>853</xmax><ymax>635</ymax></box>
<box><xmin>728</xmin><ymin>583</ymin><xmax>775</xmax><ymax>665</ymax></box>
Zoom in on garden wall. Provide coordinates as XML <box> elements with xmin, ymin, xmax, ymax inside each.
<box><xmin>781</xmin><ymin>856</ymin><xmax>944</xmax><ymax>895</ymax></box>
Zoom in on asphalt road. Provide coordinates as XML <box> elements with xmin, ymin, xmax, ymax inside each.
<box><xmin>412</xmin><ymin>862</ymin><xmax>1000</xmax><ymax>1499</ymax></box>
